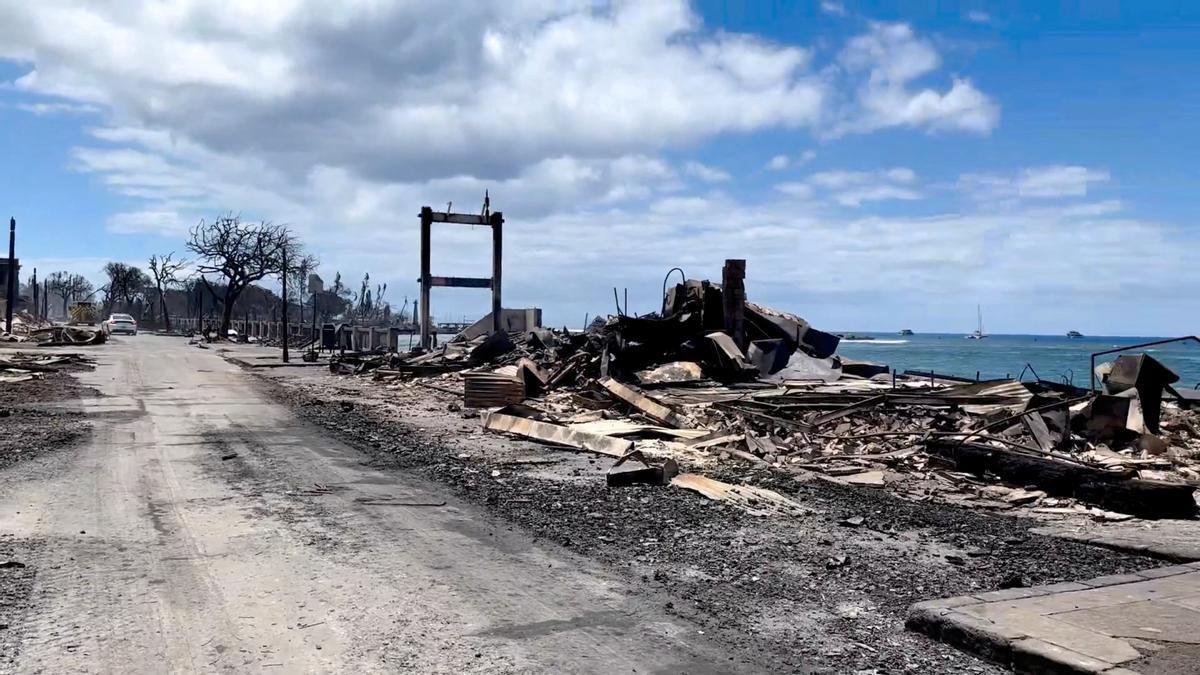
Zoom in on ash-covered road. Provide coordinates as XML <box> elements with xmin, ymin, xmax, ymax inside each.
<box><xmin>0</xmin><ymin>336</ymin><xmax>752</xmax><ymax>673</ymax></box>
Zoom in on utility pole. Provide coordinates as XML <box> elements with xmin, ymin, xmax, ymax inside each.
<box><xmin>281</xmin><ymin>248</ymin><xmax>289</xmax><ymax>363</ymax></box>
<box><xmin>5</xmin><ymin>218</ymin><xmax>16</xmax><ymax>334</ymax></box>
<box><xmin>31</xmin><ymin>268</ymin><xmax>38</xmax><ymax>322</ymax></box>
<box><xmin>311</xmin><ymin>290</ymin><xmax>318</xmax><ymax>354</ymax></box>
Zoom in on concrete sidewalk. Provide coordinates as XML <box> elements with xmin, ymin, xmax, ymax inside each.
<box><xmin>908</xmin><ymin>563</ymin><xmax>1200</xmax><ymax>674</ymax></box>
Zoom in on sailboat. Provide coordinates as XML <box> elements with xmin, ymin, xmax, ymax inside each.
<box><xmin>965</xmin><ymin>305</ymin><xmax>988</xmax><ymax>340</ymax></box>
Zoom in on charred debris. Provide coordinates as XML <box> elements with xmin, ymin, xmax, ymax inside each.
<box><xmin>0</xmin><ymin>311</ymin><xmax>106</xmax><ymax>347</ymax></box>
<box><xmin>326</xmin><ymin>259</ymin><xmax>1198</xmax><ymax>521</ymax></box>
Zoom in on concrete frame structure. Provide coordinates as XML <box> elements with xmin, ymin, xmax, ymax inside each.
<box><xmin>418</xmin><ymin>206</ymin><xmax>503</xmax><ymax>350</ymax></box>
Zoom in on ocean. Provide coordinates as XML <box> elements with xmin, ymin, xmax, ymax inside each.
<box><xmin>834</xmin><ymin>333</ymin><xmax>1200</xmax><ymax>390</ymax></box>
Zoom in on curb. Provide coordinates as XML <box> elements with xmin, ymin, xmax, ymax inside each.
<box><xmin>906</xmin><ymin>562</ymin><xmax>1200</xmax><ymax>674</ymax></box>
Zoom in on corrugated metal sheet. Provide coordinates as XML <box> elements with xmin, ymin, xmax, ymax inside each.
<box><xmin>940</xmin><ymin>379</ymin><xmax>1034</xmax><ymax>414</ymax></box>
<box><xmin>463</xmin><ymin>372</ymin><xmax>525</xmax><ymax>408</ymax></box>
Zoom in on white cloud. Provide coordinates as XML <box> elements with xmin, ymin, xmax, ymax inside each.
<box><xmin>106</xmin><ymin>210</ymin><xmax>191</xmax><ymax>236</ymax></box>
<box><xmin>0</xmin><ymin>1</ymin><xmax>829</xmax><ymax>182</ymax></box>
<box><xmin>966</xmin><ymin>11</ymin><xmax>992</xmax><ymax>24</ymax></box>
<box><xmin>960</xmin><ymin>165</ymin><xmax>1111</xmax><ymax>200</ymax></box>
<box><xmin>1017</xmin><ymin>166</ymin><xmax>1110</xmax><ymax>198</ymax></box>
<box><xmin>683</xmin><ymin>161</ymin><xmax>731</xmax><ymax>183</ymax></box>
<box><xmin>766</xmin><ymin>150</ymin><xmax>816</xmax><ymax>171</ymax></box>
<box><xmin>835</xmin><ymin>23</ymin><xmax>999</xmax><ymax>135</ymax></box>
<box><xmin>820</xmin><ymin>1</ymin><xmax>848</xmax><ymax>17</ymax></box>
<box><xmin>14</xmin><ymin>101</ymin><xmax>100</xmax><ymax>115</ymax></box>
<box><xmin>804</xmin><ymin>168</ymin><xmax>921</xmax><ymax>206</ymax></box>
<box><xmin>831</xmin><ymin>184</ymin><xmax>921</xmax><ymax>207</ymax></box>
<box><xmin>774</xmin><ymin>182</ymin><xmax>814</xmax><ymax>199</ymax></box>
<box><xmin>0</xmin><ymin>2</ymin><xmax>1083</xmax><ymax>328</ymax></box>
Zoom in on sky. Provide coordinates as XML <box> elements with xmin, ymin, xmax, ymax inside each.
<box><xmin>1</xmin><ymin>1</ymin><xmax>1198</xmax><ymax>335</ymax></box>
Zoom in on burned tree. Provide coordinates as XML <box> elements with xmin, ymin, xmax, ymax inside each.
<box><xmin>147</xmin><ymin>253</ymin><xmax>188</xmax><ymax>331</ymax></box>
<box><xmin>353</xmin><ymin>272</ymin><xmax>390</xmax><ymax>323</ymax></box>
<box><xmin>46</xmin><ymin>271</ymin><xmax>94</xmax><ymax>318</ymax></box>
<box><xmin>289</xmin><ymin>254</ymin><xmax>319</xmax><ymax>325</ymax></box>
<box><xmin>187</xmin><ymin>215</ymin><xmax>303</xmax><ymax>336</ymax></box>
<box><xmin>101</xmin><ymin>262</ymin><xmax>149</xmax><ymax>315</ymax></box>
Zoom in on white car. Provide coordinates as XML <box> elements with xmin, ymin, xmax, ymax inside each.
<box><xmin>103</xmin><ymin>313</ymin><xmax>138</xmax><ymax>336</ymax></box>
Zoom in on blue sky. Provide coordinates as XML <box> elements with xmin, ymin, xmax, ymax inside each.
<box><xmin>1</xmin><ymin>1</ymin><xmax>1198</xmax><ymax>335</ymax></box>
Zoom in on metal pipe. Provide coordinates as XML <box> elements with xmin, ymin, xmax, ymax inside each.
<box><xmin>281</xmin><ymin>248</ymin><xmax>289</xmax><ymax>363</ymax></box>
<box><xmin>661</xmin><ymin>267</ymin><xmax>686</xmax><ymax>314</ymax></box>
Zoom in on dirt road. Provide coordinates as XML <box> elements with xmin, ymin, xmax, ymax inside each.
<box><xmin>0</xmin><ymin>336</ymin><xmax>755</xmax><ymax>674</ymax></box>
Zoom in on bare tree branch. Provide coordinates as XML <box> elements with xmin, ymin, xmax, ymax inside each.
<box><xmin>148</xmin><ymin>252</ymin><xmax>189</xmax><ymax>331</ymax></box>
<box><xmin>186</xmin><ymin>214</ymin><xmax>305</xmax><ymax>335</ymax></box>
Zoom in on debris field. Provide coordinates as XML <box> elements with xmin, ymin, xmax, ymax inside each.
<box><xmin>322</xmin><ymin>264</ymin><xmax>1200</xmax><ymax>525</ymax></box>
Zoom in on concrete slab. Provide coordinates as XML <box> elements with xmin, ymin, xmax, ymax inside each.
<box><xmin>908</xmin><ymin>563</ymin><xmax>1200</xmax><ymax>673</ymax></box>
<box><xmin>959</xmin><ymin>605</ymin><xmax>1141</xmax><ymax>663</ymax></box>
<box><xmin>1167</xmin><ymin>592</ymin><xmax>1200</xmax><ymax>612</ymax></box>
<box><xmin>1033</xmin><ymin>521</ymin><xmax>1200</xmax><ymax>562</ymax></box>
<box><xmin>1056</xmin><ymin>600</ymin><xmax>1200</xmax><ymax>644</ymax></box>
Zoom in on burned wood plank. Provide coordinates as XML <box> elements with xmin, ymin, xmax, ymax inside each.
<box><xmin>598</xmin><ymin>377</ymin><xmax>685</xmax><ymax>428</ymax></box>
<box><xmin>810</xmin><ymin>394</ymin><xmax>888</xmax><ymax>427</ymax></box>
<box><xmin>482</xmin><ymin>410</ymin><xmax>632</xmax><ymax>457</ymax></box>
<box><xmin>670</xmin><ymin>473</ymin><xmax>807</xmax><ymax>516</ymax></box>
<box><xmin>926</xmin><ymin>438</ymin><xmax>1196</xmax><ymax>520</ymax></box>
<box><xmin>1021</xmin><ymin>411</ymin><xmax>1055</xmax><ymax>453</ymax></box>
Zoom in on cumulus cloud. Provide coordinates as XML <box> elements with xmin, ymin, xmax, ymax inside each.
<box><xmin>683</xmin><ymin>161</ymin><xmax>732</xmax><ymax>183</ymax></box>
<box><xmin>106</xmin><ymin>210</ymin><xmax>191</xmax><ymax>236</ymax></box>
<box><xmin>13</xmin><ymin>101</ymin><xmax>100</xmax><ymax>115</ymax></box>
<box><xmin>1016</xmin><ymin>166</ymin><xmax>1110</xmax><ymax>198</ymax></box>
<box><xmin>774</xmin><ymin>182</ymin><xmax>814</xmax><ymax>199</ymax></box>
<box><xmin>835</xmin><ymin>23</ymin><xmax>999</xmax><ymax>135</ymax></box>
<box><xmin>765</xmin><ymin>150</ymin><xmax>816</xmax><ymax>171</ymax></box>
<box><xmin>22</xmin><ymin>3</ymin><xmax>1189</xmax><ymax>331</ymax></box>
<box><xmin>959</xmin><ymin>165</ymin><xmax>1111</xmax><ymax>200</ymax></box>
<box><xmin>820</xmin><ymin>1</ymin><xmax>848</xmax><ymax>17</ymax></box>
<box><xmin>966</xmin><ymin>11</ymin><xmax>992</xmax><ymax>24</ymax></box>
<box><xmin>0</xmin><ymin>1</ymin><xmax>827</xmax><ymax>183</ymax></box>
<box><xmin>803</xmin><ymin>167</ymin><xmax>920</xmax><ymax>206</ymax></box>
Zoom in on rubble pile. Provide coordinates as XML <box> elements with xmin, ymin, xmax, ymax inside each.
<box><xmin>0</xmin><ymin>352</ymin><xmax>94</xmax><ymax>384</ymax></box>
<box><xmin>0</xmin><ymin>312</ymin><xmax>52</xmax><ymax>343</ymax></box>
<box><xmin>24</xmin><ymin>325</ymin><xmax>106</xmax><ymax>347</ymax></box>
<box><xmin>329</xmin><ymin>275</ymin><xmax>1200</xmax><ymax>521</ymax></box>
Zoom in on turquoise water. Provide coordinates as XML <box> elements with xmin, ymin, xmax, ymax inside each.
<box><xmin>834</xmin><ymin>333</ymin><xmax>1200</xmax><ymax>389</ymax></box>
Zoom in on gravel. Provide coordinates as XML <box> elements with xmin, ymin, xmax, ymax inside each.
<box><xmin>259</xmin><ymin>374</ymin><xmax>1168</xmax><ymax>674</ymax></box>
<box><xmin>0</xmin><ymin>360</ymin><xmax>94</xmax><ymax>667</ymax></box>
<box><xmin>0</xmin><ymin>364</ymin><xmax>95</xmax><ymax>473</ymax></box>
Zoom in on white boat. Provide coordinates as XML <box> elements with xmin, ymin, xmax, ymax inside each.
<box><xmin>965</xmin><ymin>305</ymin><xmax>988</xmax><ymax>340</ymax></box>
